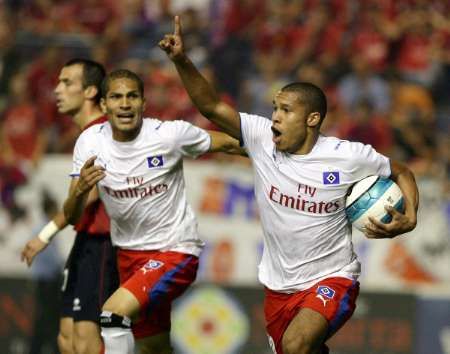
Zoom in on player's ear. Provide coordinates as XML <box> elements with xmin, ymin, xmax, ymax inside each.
<box><xmin>100</xmin><ymin>98</ymin><xmax>107</xmax><ymax>114</ymax></box>
<box><xmin>84</xmin><ymin>85</ymin><xmax>98</xmax><ymax>101</ymax></box>
<box><xmin>141</xmin><ymin>97</ymin><xmax>146</xmax><ymax>113</ymax></box>
<box><xmin>306</xmin><ymin>112</ymin><xmax>321</xmax><ymax>128</ymax></box>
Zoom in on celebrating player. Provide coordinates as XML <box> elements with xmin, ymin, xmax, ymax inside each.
<box><xmin>160</xmin><ymin>16</ymin><xmax>419</xmax><ymax>354</ymax></box>
<box><xmin>63</xmin><ymin>69</ymin><xmax>244</xmax><ymax>354</ymax></box>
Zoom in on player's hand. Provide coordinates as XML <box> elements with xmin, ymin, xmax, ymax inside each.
<box><xmin>158</xmin><ymin>15</ymin><xmax>185</xmax><ymax>61</ymax></box>
<box><xmin>364</xmin><ymin>206</ymin><xmax>416</xmax><ymax>239</ymax></box>
<box><xmin>75</xmin><ymin>156</ymin><xmax>105</xmax><ymax>196</ymax></box>
<box><xmin>21</xmin><ymin>237</ymin><xmax>48</xmax><ymax>267</ymax></box>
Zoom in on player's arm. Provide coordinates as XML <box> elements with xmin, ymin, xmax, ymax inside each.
<box><xmin>21</xmin><ymin>211</ymin><xmax>68</xmax><ymax>267</ymax></box>
<box><xmin>159</xmin><ymin>16</ymin><xmax>241</xmax><ymax>140</ymax></box>
<box><xmin>64</xmin><ymin>156</ymin><xmax>105</xmax><ymax>225</ymax></box>
<box><xmin>207</xmin><ymin>130</ymin><xmax>246</xmax><ymax>156</ymax></box>
<box><xmin>366</xmin><ymin>159</ymin><xmax>419</xmax><ymax>239</ymax></box>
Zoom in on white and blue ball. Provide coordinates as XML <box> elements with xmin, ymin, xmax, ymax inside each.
<box><xmin>345</xmin><ymin>176</ymin><xmax>404</xmax><ymax>232</ymax></box>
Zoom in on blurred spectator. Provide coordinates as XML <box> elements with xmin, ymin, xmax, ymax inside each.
<box><xmin>349</xmin><ymin>3</ymin><xmax>391</xmax><ymax>72</ymax></box>
<box><xmin>387</xmin><ymin>73</ymin><xmax>437</xmax><ymax>162</ymax></box>
<box><xmin>73</xmin><ymin>0</ymin><xmax>119</xmax><ymax>35</ymax></box>
<box><xmin>394</xmin><ymin>5</ymin><xmax>444</xmax><ymax>87</ymax></box>
<box><xmin>210</xmin><ymin>0</ymin><xmax>266</xmax><ymax>98</ymax></box>
<box><xmin>0</xmin><ymin>159</ymin><xmax>27</xmax><ymax>224</ymax></box>
<box><xmin>240</xmin><ymin>55</ymin><xmax>288</xmax><ymax>117</ymax></box>
<box><xmin>1</xmin><ymin>71</ymin><xmax>47</xmax><ymax>169</ymax></box>
<box><xmin>337</xmin><ymin>54</ymin><xmax>391</xmax><ymax>114</ymax></box>
<box><xmin>339</xmin><ymin>99</ymin><xmax>393</xmax><ymax>155</ymax></box>
<box><xmin>0</xmin><ymin>5</ymin><xmax>20</xmax><ymax>109</ymax></box>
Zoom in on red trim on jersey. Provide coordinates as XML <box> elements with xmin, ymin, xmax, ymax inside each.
<box><xmin>83</xmin><ymin>115</ymin><xmax>108</xmax><ymax>131</ymax></box>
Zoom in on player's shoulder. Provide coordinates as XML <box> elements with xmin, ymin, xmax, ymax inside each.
<box><xmin>239</xmin><ymin>112</ymin><xmax>271</xmax><ymax>127</ymax></box>
<box><xmin>317</xmin><ymin>135</ymin><xmax>380</xmax><ymax>166</ymax></box>
<box><xmin>78</xmin><ymin>121</ymin><xmax>108</xmax><ymax>143</ymax></box>
<box><xmin>318</xmin><ymin>135</ymin><xmax>366</xmax><ymax>154</ymax></box>
<box><xmin>148</xmin><ymin>118</ymin><xmax>205</xmax><ymax>138</ymax></box>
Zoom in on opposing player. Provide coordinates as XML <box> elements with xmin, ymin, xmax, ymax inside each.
<box><xmin>21</xmin><ymin>59</ymin><xmax>119</xmax><ymax>354</ymax></box>
<box><xmin>63</xmin><ymin>69</ymin><xmax>244</xmax><ymax>354</ymax></box>
<box><xmin>160</xmin><ymin>17</ymin><xmax>419</xmax><ymax>354</ymax></box>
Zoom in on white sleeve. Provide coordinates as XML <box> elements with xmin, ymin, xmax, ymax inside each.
<box><xmin>70</xmin><ymin>132</ymin><xmax>90</xmax><ymax>177</ymax></box>
<box><xmin>239</xmin><ymin>112</ymin><xmax>271</xmax><ymax>155</ymax></box>
<box><xmin>348</xmin><ymin>141</ymin><xmax>391</xmax><ymax>179</ymax></box>
<box><xmin>164</xmin><ymin>120</ymin><xmax>211</xmax><ymax>158</ymax></box>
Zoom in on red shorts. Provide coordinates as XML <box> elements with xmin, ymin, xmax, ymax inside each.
<box><xmin>264</xmin><ymin>277</ymin><xmax>359</xmax><ymax>354</ymax></box>
<box><xmin>117</xmin><ymin>249</ymin><xmax>199</xmax><ymax>339</ymax></box>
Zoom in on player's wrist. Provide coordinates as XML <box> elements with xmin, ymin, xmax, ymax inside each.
<box><xmin>37</xmin><ymin>220</ymin><xmax>59</xmax><ymax>244</ymax></box>
<box><xmin>75</xmin><ymin>184</ymin><xmax>89</xmax><ymax>197</ymax></box>
<box><xmin>172</xmin><ymin>53</ymin><xmax>188</xmax><ymax>64</ymax></box>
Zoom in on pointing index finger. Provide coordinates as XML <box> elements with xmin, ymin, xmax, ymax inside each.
<box><xmin>174</xmin><ymin>15</ymin><xmax>181</xmax><ymax>36</ymax></box>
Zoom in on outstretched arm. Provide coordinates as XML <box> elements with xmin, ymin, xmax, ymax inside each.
<box><xmin>21</xmin><ymin>211</ymin><xmax>68</xmax><ymax>267</ymax></box>
<box><xmin>207</xmin><ymin>130</ymin><xmax>246</xmax><ymax>156</ymax></box>
<box><xmin>159</xmin><ymin>16</ymin><xmax>241</xmax><ymax>140</ymax></box>
<box><xmin>365</xmin><ymin>159</ymin><xmax>419</xmax><ymax>239</ymax></box>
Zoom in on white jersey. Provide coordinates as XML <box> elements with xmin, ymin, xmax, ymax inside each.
<box><xmin>71</xmin><ymin>118</ymin><xmax>211</xmax><ymax>256</ymax></box>
<box><xmin>240</xmin><ymin>113</ymin><xmax>391</xmax><ymax>292</ymax></box>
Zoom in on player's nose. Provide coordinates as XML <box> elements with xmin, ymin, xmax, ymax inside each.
<box><xmin>119</xmin><ymin>97</ymin><xmax>131</xmax><ymax>109</ymax></box>
<box><xmin>272</xmin><ymin>111</ymin><xmax>282</xmax><ymax>123</ymax></box>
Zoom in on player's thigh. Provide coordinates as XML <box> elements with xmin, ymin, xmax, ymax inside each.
<box><xmin>136</xmin><ymin>332</ymin><xmax>172</xmax><ymax>354</ymax></box>
<box><xmin>73</xmin><ymin>320</ymin><xmax>102</xmax><ymax>354</ymax></box>
<box><xmin>58</xmin><ymin>317</ymin><xmax>74</xmax><ymax>353</ymax></box>
<box><xmin>73</xmin><ymin>237</ymin><xmax>119</xmax><ymax>322</ymax></box>
<box><xmin>102</xmin><ymin>286</ymin><xmax>141</xmax><ymax>319</ymax></box>
<box><xmin>282</xmin><ymin>307</ymin><xmax>328</xmax><ymax>354</ymax></box>
<box><xmin>59</xmin><ymin>316</ymin><xmax>74</xmax><ymax>338</ymax></box>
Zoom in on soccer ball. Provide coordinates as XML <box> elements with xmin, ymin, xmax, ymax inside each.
<box><xmin>345</xmin><ymin>176</ymin><xmax>404</xmax><ymax>232</ymax></box>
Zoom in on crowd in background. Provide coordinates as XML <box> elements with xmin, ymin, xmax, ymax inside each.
<box><xmin>0</xmin><ymin>0</ymin><xmax>449</xmax><ymax>225</ymax></box>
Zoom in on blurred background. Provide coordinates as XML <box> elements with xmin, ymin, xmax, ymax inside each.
<box><xmin>0</xmin><ymin>0</ymin><xmax>449</xmax><ymax>353</ymax></box>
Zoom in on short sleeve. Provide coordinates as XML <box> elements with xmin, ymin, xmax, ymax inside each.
<box><xmin>70</xmin><ymin>131</ymin><xmax>90</xmax><ymax>177</ymax></box>
<box><xmin>348</xmin><ymin>141</ymin><xmax>391</xmax><ymax>179</ymax></box>
<box><xmin>239</xmin><ymin>112</ymin><xmax>271</xmax><ymax>155</ymax></box>
<box><xmin>163</xmin><ymin>120</ymin><xmax>211</xmax><ymax>158</ymax></box>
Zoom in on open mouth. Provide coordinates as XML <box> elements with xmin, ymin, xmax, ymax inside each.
<box><xmin>271</xmin><ymin>126</ymin><xmax>282</xmax><ymax>143</ymax></box>
<box><xmin>117</xmin><ymin>113</ymin><xmax>134</xmax><ymax>121</ymax></box>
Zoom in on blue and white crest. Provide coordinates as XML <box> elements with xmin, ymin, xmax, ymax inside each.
<box><xmin>147</xmin><ymin>155</ymin><xmax>164</xmax><ymax>168</ymax></box>
<box><xmin>143</xmin><ymin>260</ymin><xmax>164</xmax><ymax>270</ymax></box>
<box><xmin>323</xmin><ymin>171</ymin><xmax>340</xmax><ymax>185</ymax></box>
<box><xmin>316</xmin><ymin>285</ymin><xmax>336</xmax><ymax>299</ymax></box>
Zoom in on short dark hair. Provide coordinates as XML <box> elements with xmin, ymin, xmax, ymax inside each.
<box><xmin>64</xmin><ymin>58</ymin><xmax>105</xmax><ymax>104</ymax></box>
<box><xmin>101</xmin><ymin>69</ymin><xmax>144</xmax><ymax>98</ymax></box>
<box><xmin>281</xmin><ymin>82</ymin><xmax>327</xmax><ymax>122</ymax></box>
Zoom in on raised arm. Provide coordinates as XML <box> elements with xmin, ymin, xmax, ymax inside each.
<box><xmin>159</xmin><ymin>16</ymin><xmax>241</xmax><ymax>140</ymax></box>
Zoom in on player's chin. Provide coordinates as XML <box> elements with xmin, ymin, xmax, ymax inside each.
<box><xmin>56</xmin><ymin>106</ymin><xmax>68</xmax><ymax>114</ymax></box>
<box><xmin>273</xmin><ymin>139</ymin><xmax>285</xmax><ymax>151</ymax></box>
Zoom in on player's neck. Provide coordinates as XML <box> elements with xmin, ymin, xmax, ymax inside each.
<box><xmin>74</xmin><ymin>102</ymin><xmax>104</xmax><ymax>130</ymax></box>
<box><xmin>290</xmin><ymin>131</ymin><xmax>319</xmax><ymax>155</ymax></box>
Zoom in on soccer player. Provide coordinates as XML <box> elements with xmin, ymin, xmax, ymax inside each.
<box><xmin>63</xmin><ymin>69</ymin><xmax>244</xmax><ymax>354</ymax></box>
<box><xmin>159</xmin><ymin>17</ymin><xmax>419</xmax><ymax>354</ymax></box>
<box><xmin>21</xmin><ymin>59</ymin><xmax>119</xmax><ymax>354</ymax></box>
